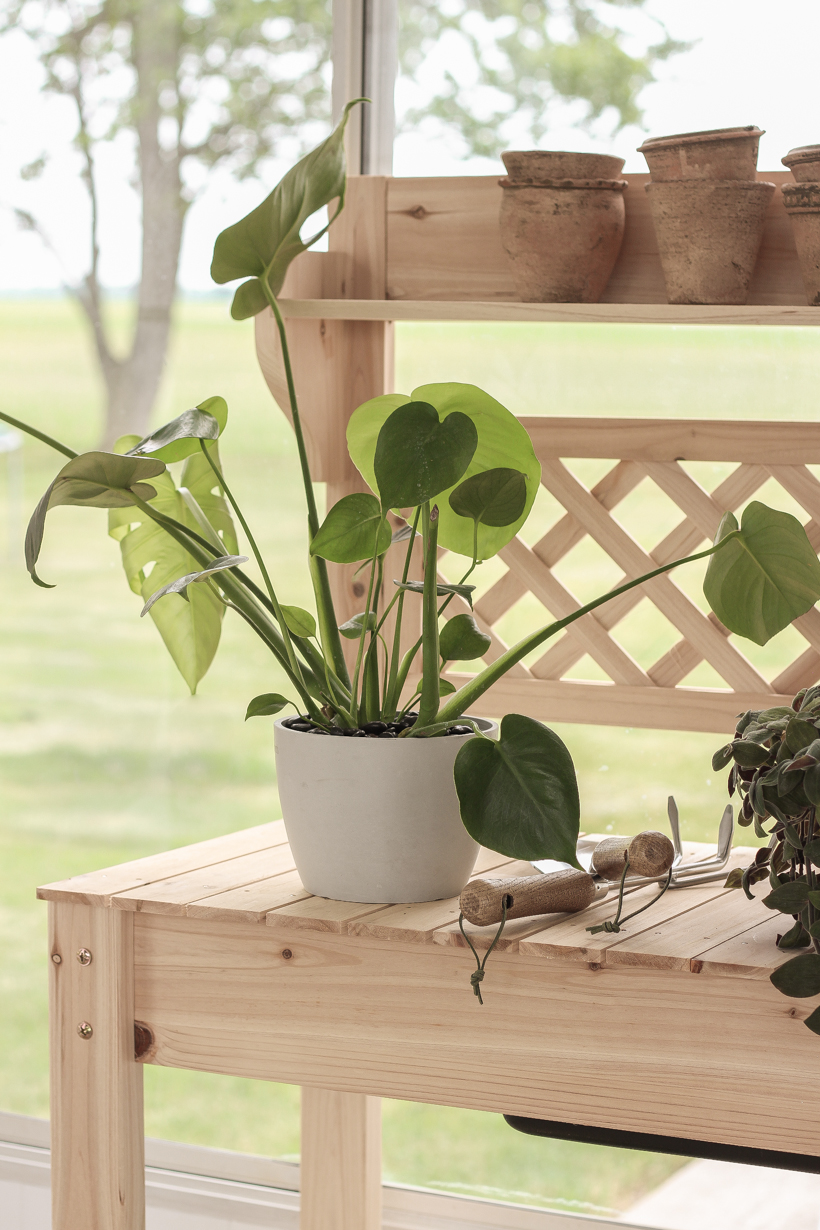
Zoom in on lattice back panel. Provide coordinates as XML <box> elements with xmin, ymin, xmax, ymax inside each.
<box><xmin>439</xmin><ymin>418</ymin><xmax>820</xmax><ymax>735</ymax></box>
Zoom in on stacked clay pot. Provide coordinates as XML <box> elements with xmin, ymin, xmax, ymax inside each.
<box><xmin>781</xmin><ymin>146</ymin><xmax>820</xmax><ymax>306</ymax></box>
<box><xmin>498</xmin><ymin>150</ymin><xmax>627</xmax><ymax>302</ymax></box>
<box><xmin>638</xmin><ymin>126</ymin><xmax>775</xmax><ymax>305</ymax></box>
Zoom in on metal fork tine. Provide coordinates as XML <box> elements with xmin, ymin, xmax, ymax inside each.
<box><xmin>667</xmin><ymin>795</ymin><xmax>683</xmax><ymax>862</ymax></box>
<box><xmin>717</xmin><ymin>804</ymin><xmax>734</xmax><ymax>862</ymax></box>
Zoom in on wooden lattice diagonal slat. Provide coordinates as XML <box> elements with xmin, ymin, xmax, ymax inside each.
<box><xmin>442</xmin><ymin>420</ymin><xmax>820</xmax><ymax>735</ymax></box>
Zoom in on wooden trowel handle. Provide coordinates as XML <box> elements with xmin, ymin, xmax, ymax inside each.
<box><xmin>459</xmin><ymin>869</ymin><xmax>596</xmax><ymax>928</ymax></box>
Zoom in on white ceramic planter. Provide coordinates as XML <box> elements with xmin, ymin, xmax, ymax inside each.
<box><xmin>274</xmin><ymin>717</ymin><xmax>497</xmax><ymax>903</ymax></box>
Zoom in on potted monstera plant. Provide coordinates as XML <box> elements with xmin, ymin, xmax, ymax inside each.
<box><xmin>5</xmin><ymin>102</ymin><xmax>820</xmax><ymax>905</ymax></box>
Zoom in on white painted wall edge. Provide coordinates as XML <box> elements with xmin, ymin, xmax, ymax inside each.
<box><xmin>0</xmin><ymin>1111</ymin><xmax>650</xmax><ymax>1230</ymax></box>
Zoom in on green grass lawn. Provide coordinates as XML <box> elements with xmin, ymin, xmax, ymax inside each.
<box><xmin>1</xmin><ymin>299</ymin><xmax>818</xmax><ymax>1214</ymax></box>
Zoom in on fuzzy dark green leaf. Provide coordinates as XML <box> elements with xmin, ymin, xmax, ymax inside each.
<box><xmin>805</xmin><ymin>837</ymin><xmax>820</xmax><ymax>867</ymax></box>
<box><xmin>454</xmin><ymin>714</ymin><xmax>581</xmax><ymax>863</ymax></box>
<box><xmin>211</xmin><ymin>100</ymin><xmax>363</xmax><ymax>303</ymax></box>
<box><xmin>805</xmin><ymin>1005</ymin><xmax>820</xmax><ymax>1035</ymax></box>
<box><xmin>803</xmin><ymin>766</ymin><xmax>820</xmax><ymax>806</ymax></box>
<box><xmin>245</xmin><ymin>693</ymin><xmax>292</xmax><ymax>720</ymax></box>
<box><xmin>439</xmin><ymin>613</ymin><xmax>492</xmax><ymax>662</ymax></box>
<box><xmin>703</xmin><ymin>503</ymin><xmax>820</xmax><ymax>646</ymax></box>
<box><xmin>374</xmin><ymin>401</ymin><xmax>478</xmax><ymax>510</ymax></box>
<box><xmin>777</xmin><ymin>920</ymin><xmax>812</xmax><ymax>949</ymax></box>
<box><xmin>785</xmin><ymin>716</ymin><xmax>818</xmax><ymax>754</ymax></box>
<box><xmin>723</xmin><ymin>866</ymin><xmax>744</xmax><ymax>888</ymax></box>
<box><xmin>770</xmin><ymin>952</ymin><xmax>820</xmax><ymax>998</ymax></box>
<box><xmin>712</xmin><ymin>743</ymin><xmax>734</xmax><ymax>772</ymax></box>
<box><xmin>732</xmin><ymin>739</ymin><xmax>772</xmax><ymax>768</ymax></box>
<box><xmin>310</xmin><ymin>493</ymin><xmax>391</xmax><ymax>563</ymax></box>
<box><xmin>763</xmin><ymin>880</ymin><xmax>810</xmax><ymax>913</ymax></box>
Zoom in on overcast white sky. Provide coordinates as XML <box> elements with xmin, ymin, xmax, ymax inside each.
<box><xmin>1</xmin><ymin>0</ymin><xmax>819</xmax><ymax>293</ymax></box>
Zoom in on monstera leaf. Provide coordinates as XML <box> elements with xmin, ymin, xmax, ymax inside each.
<box><xmin>374</xmin><ymin>401</ymin><xmax>478</xmax><ymax>510</ymax></box>
<box><xmin>109</xmin><ymin>441</ymin><xmax>238</xmax><ymax>693</ymax></box>
<box><xmin>210</xmin><ymin>100</ymin><xmax>364</xmax><ymax>319</ymax></box>
<box><xmin>25</xmin><ymin>452</ymin><xmax>165</xmax><ymax>587</ymax></box>
<box><xmin>346</xmin><ymin>383</ymin><xmax>540</xmax><ymax>558</ymax></box>
<box><xmin>704</xmin><ymin>502</ymin><xmax>820</xmax><ymax>645</ymax></box>
<box><xmin>127</xmin><ymin>397</ymin><xmax>227</xmax><ymax>464</ymax></box>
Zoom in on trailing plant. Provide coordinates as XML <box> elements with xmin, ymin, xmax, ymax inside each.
<box><xmin>715</xmin><ymin>686</ymin><xmax>820</xmax><ymax>1036</ymax></box>
<box><xmin>6</xmin><ymin>102</ymin><xmax>820</xmax><ymax>869</ymax></box>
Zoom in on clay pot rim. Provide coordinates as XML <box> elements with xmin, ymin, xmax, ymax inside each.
<box><xmin>638</xmin><ymin>126</ymin><xmax>763</xmax><ymax>154</ymax></box>
<box><xmin>782</xmin><ymin>145</ymin><xmax>820</xmax><ymax>167</ymax></box>
<box><xmin>782</xmin><ymin>183</ymin><xmax>820</xmax><ymax>211</ymax></box>
<box><xmin>499</xmin><ymin>176</ymin><xmax>627</xmax><ymax>191</ymax></box>
<box><xmin>645</xmin><ymin>179</ymin><xmax>776</xmax><ymax>192</ymax></box>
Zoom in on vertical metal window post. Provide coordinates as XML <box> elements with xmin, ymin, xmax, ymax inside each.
<box><xmin>332</xmin><ymin>0</ymin><xmax>397</xmax><ymax>175</ymax></box>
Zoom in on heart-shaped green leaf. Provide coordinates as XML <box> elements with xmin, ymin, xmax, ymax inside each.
<box><xmin>770</xmin><ymin>952</ymin><xmax>820</xmax><ymax>998</ymax></box>
<box><xmin>449</xmin><ymin>467</ymin><xmax>528</xmax><ymax>529</ymax></box>
<box><xmin>280</xmin><ymin>605</ymin><xmax>317</xmax><ymax>639</ymax></box>
<box><xmin>141</xmin><ymin>554</ymin><xmax>248</xmax><ymax>615</ymax></box>
<box><xmin>245</xmin><ymin>693</ymin><xmax>293</xmax><ymax>720</ymax></box>
<box><xmin>348</xmin><ymin>383</ymin><xmax>540</xmax><ymax>558</ymax></box>
<box><xmin>109</xmin><ymin>442</ymin><xmax>238</xmax><ymax>693</ymax></box>
<box><xmin>763</xmin><ymin>880</ymin><xmax>810</xmax><ymax>913</ymax></box>
<box><xmin>703</xmin><ymin>502</ymin><xmax>820</xmax><ymax>645</ymax></box>
<box><xmin>454</xmin><ymin>713</ymin><xmax>581</xmax><ymax>863</ymax></box>
<box><xmin>439</xmin><ymin>613</ymin><xmax>491</xmax><ymax>662</ymax></box>
<box><xmin>338</xmin><ymin>611</ymin><xmax>376</xmax><ymax>639</ymax></box>
<box><xmin>310</xmin><ymin>493</ymin><xmax>391</xmax><ymax>563</ymax></box>
<box><xmin>210</xmin><ymin>99</ymin><xmax>364</xmax><ymax>318</ymax></box>
<box><xmin>26</xmin><ymin>452</ymin><xmax>166</xmax><ymax>587</ymax></box>
<box><xmin>127</xmin><ymin>397</ymin><xmax>227</xmax><ymax>464</ymax></box>
<box><xmin>373</xmin><ymin>401</ymin><xmax>478</xmax><ymax>510</ymax></box>
<box><xmin>394</xmin><ymin>579</ymin><xmax>476</xmax><ymax>608</ymax></box>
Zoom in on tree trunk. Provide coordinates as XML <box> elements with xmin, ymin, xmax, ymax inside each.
<box><xmin>100</xmin><ymin>0</ymin><xmax>187</xmax><ymax>449</ymax></box>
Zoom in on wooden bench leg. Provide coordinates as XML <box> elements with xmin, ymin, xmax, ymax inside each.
<box><xmin>300</xmin><ymin>1088</ymin><xmax>381</xmax><ymax>1230</ymax></box>
<box><xmin>49</xmin><ymin>902</ymin><xmax>145</xmax><ymax>1230</ymax></box>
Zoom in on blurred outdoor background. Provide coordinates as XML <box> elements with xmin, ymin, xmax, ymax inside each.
<box><xmin>2</xmin><ymin>0</ymin><xmax>820</xmax><ymax>1219</ymax></box>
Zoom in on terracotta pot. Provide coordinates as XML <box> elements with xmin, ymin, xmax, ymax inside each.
<box><xmin>646</xmin><ymin>180</ymin><xmax>775</xmax><ymax>304</ymax></box>
<box><xmin>501</xmin><ymin>149</ymin><xmax>625</xmax><ymax>184</ymax></box>
<box><xmin>638</xmin><ymin>126</ymin><xmax>763</xmax><ymax>182</ymax></box>
<box><xmin>782</xmin><ymin>145</ymin><xmax>820</xmax><ymax>183</ymax></box>
<box><xmin>782</xmin><ymin>183</ymin><xmax>820</xmax><ymax>306</ymax></box>
<box><xmin>499</xmin><ymin>178</ymin><xmax>627</xmax><ymax>303</ymax></box>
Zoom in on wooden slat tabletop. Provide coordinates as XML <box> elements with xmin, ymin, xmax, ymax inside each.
<box><xmin>38</xmin><ymin>826</ymin><xmax>781</xmax><ymax>980</ymax></box>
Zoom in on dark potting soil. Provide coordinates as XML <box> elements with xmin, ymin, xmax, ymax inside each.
<box><xmin>280</xmin><ymin>712</ymin><xmax>473</xmax><ymax>738</ymax></box>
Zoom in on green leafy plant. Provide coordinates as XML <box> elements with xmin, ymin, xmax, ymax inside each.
<box><xmin>715</xmin><ymin>686</ymin><xmax>820</xmax><ymax>1036</ymax></box>
<box><xmin>5</xmin><ymin>104</ymin><xmax>820</xmax><ymax>869</ymax></box>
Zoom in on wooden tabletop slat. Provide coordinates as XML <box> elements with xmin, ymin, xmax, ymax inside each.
<box><xmin>347</xmin><ymin>850</ymin><xmax>520</xmax><ymax>943</ymax></box>
<box><xmin>266</xmin><ymin>896</ymin><xmax>391</xmax><ymax>934</ymax></box>
<box><xmin>603</xmin><ymin>880</ymin><xmax>770</xmax><ymax>971</ymax></box>
<box><xmin>186</xmin><ymin>869</ymin><xmax>310</xmax><ymax>924</ymax></box>
<box><xmin>110</xmin><ymin>842</ymin><xmax>296</xmax><ymax>915</ymax></box>
<box><xmin>36</xmin><ymin>821</ymin><xmax>288</xmax><ymax>907</ymax></box>
<box><xmin>692</xmin><ymin>914</ymin><xmax>793</xmax><ymax>979</ymax></box>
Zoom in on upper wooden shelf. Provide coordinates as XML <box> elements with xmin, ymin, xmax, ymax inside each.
<box><xmin>279</xmin><ymin>171</ymin><xmax>817</xmax><ymax>326</ymax></box>
<box><xmin>278</xmin><ymin>298</ymin><xmax>820</xmax><ymax>327</ymax></box>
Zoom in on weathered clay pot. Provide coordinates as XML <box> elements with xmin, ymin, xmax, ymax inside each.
<box><xmin>502</xmin><ymin>149</ymin><xmax>625</xmax><ymax>183</ymax></box>
<box><xmin>499</xmin><ymin>173</ymin><xmax>627</xmax><ymax>303</ymax></box>
<box><xmin>646</xmin><ymin>180</ymin><xmax>775</xmax><ymax>304</ymax></box>
<box><xmin>782</xmin><ymin>182</ymin><xmax>820</xmax><ymax>306</ymax></box>
<box><xmin>638</xmin><ymin>126</ymin><xmax>763</xmax><ymax>182</ymax></box>
<box><xmin>782</xmin><ymin>146</ymin><xmax>820</xmax><ymax>183</ymax></box>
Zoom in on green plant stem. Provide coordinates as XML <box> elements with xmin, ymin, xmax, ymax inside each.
<box><xmin>415</xmin><ymin>503</ymin><xmax>441</xmax><ymax>731</ymax></box>
<box><xmin>198</xmin><ymin>441</ymin><xmax>307</xmax><ymax>693</ymax></box>
<box><xmin>349</xmin><ymin>545</ymin><xmax>380</xmax><ymax>723</ymax></box>
<box><xmin>0</xmin><ymin>410</ymin><xmax>78</xmax><ymax>459</ymax></box>
<box><xmin>382</xmin><ymin>509</ymin><xmax>421</xmax><ymax>717</ymax></box>
<box><xmin>437</xmin><ymin>534</ymin><xmax>741</xmax><ymax>724</ymax></box>
<box><xmin>262</xmin><ymin>283</ymin><xmax>349</xmax><ymax>687</ymax></box>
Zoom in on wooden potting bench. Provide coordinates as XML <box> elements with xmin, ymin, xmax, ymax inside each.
<box><xmin>41</xmin><ymin>169</ymin><xmax>820</xmax><ymax>1227</ymax></box>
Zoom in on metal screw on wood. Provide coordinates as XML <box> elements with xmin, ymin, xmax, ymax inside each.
<box><xmin>51</xmin><ymin>953</ymin><xmax>62</xmax><ymax>965</ymax></box>
<box><xmin>77</xmin><ymin>1022</ymin><xmax>93</xmax><ymax>1039</ymax></box>
<box><xmin>77</xmin><ymin>948</ymin><xmax>92</xmax><ymax>966</ymax></box>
